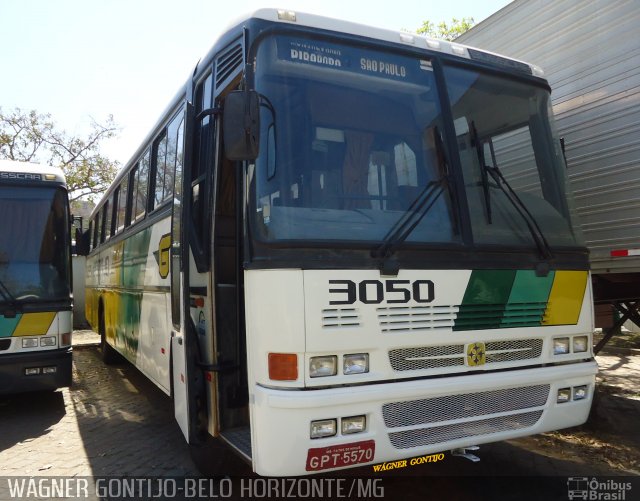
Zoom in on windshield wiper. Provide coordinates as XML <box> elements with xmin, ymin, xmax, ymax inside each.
<box><xmin>372</xmin><ymin>128</ymin><xmax>452</xmax><ymax>275</ymax></box>
<box><xmin>469</xmin><ymin>121</ymin><xmax>552</xmax><ymax>275</ymax></box>
<box><xmin>0</xmin><ymin>277</ymin><xmax>19</xmax><ymax>316</ymax></box>
<box><xmin>484</xmin><ymin>162</ymin><xmax>554</xmax><ymax>274</ymax></box>
<box><xmin>471</xmin><ymin>121</ymin><xmax>492</xmax><ymax>224</ymax></box>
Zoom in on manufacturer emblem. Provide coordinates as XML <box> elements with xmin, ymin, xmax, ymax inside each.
<box><xmin>467</xmin><ymin>342</ymin><xmax>486</xmax><ymax>367</ymax></box>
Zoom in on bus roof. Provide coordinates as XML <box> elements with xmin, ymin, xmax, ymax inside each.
<box><xmin>89</xmin><ymin>7</ymin><xmax>547</xmax><ymax>220</ymax></box>
<box><xmin>0</xmin><ymin>159</ymin><xmax>66</xmax><ymax>185</ymax></box>
<box><xmin>246</xmin><ymin>8</ymin><xmax>545</xmax><ymax>78</ymax></box>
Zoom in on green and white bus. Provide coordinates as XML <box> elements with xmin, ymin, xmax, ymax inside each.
<box><xmin>84</xmin><ymin>9</ymin><xmax>597</xmax><ymax>476</ymax></box>
<box><xmin>0</xmin><ymin>160</ymin><xmax>73</xmax><ymax>394</ymax></box>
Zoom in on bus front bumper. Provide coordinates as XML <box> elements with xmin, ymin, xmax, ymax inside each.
<box><xmin>0</xmin><ymin>347</ymin><xmax>72</xmax><ymax>395</ymax></box>
<box><xmin>249</xmin><ymin>360</ymin><xmax>598</xmax><ymax>476</ymax></box>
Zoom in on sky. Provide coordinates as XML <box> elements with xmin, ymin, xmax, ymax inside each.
<box><xmin>0</xmin><ymin>0</ymin><xmax>512</xmax><ymax>165</ymax></box>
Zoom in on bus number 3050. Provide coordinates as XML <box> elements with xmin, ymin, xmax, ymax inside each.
<box><xmin>329</xmin><ymin>279</ymin><xmax>435</xmax><ymax>305</ymax></box>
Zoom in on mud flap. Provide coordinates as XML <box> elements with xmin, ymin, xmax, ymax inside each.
<box><xmin>172</xmin><ymin>332</ymin><xmax>190</xmax><ymax>440</ymax></box>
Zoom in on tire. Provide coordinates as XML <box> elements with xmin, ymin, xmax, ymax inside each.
<box><xmin>99</xmin><ymin>308</ymin><xmax>119</xmax><ymax>365</ymax></box>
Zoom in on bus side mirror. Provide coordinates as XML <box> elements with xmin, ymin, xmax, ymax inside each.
<box><xmin>223</xmin><ymin>90</ymin><xmax>260</xmax><ymax>161</ymax></box>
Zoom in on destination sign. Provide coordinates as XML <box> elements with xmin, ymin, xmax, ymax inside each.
<box><xmin>0</xmin><ymin>171</ymin><xmax>43</xmax><ymax>181</ymax></box>
<box><xmin>277</xmin><ymin>36</ymin><xmax>431</xmax><ymax>84</ymax></box>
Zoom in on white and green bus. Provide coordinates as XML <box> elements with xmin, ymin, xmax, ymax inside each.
<box><xmin>83</xmin><ymin>9</ymin><xmax>597</xmax><ymax>476</ymax></box>
<box><xmin>0</xmin><ymin>160</ymin><xmax>73</xmax><ymax>394</ymax></box>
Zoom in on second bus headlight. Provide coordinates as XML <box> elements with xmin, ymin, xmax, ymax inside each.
<box><xmin>309</xmin><ymin>356</ymin><xmax>337</xmax><ymax>378</ymax></box>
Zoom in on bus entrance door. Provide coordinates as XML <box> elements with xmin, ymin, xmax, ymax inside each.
<box><xmin>213</xmin><ymin>153</ymin><xmax>250</xmax><ymax>458</ymax></box>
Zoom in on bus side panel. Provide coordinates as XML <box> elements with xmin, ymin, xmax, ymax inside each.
<box><xmin>87</xmin><ymin>218</ymin><xmax>172</xmax><ymax>394</ymax></box>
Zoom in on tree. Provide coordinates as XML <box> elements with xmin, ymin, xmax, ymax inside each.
<box><xmin>0</xmin><ymin>107</ymin><xmax>120</xmax><ymax>202</ymax></box>
<box><xmin>416</xmin><ymin>17</ymin><xmax>475</xmax><ymax>41</ymax></box>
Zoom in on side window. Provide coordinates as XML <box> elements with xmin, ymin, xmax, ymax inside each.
<box><xmin>130</xmin><ymin>163</ymin><xmax>139</xmax><ymax>221</ymax></box>
<box><xmin>165</xmin><ymin>121</ymin><xmax>178</xmax><ymax>201</ymax></box>
<box><xmin>136</xmin><ymin>149</ymin><xmax>150</xmax><ymax>219</ymax></box>
<box><xmin>88</xmin><ymin>220</ymin><xmax>94</xmax><ymax>250</ymax></box>
<box><xmin>153</xmin><ymin>132</ymin><xmax>168</xmax><ymax>208</ymax></box>
<box><xmin>116</xmin><ymin>176</ymin><xmax>128</xmax><ymax>232</ymax></box>
<box><xmin>91</xmin><ymin>217</ymin><xmax>98</xmax><ymax>250</ymax></box>
<box><xmin>191</xmin><ymin>72</ymin><xmax>213</xmax><ymax>264</ymax></box>
<box><xmin>105</xmin><ymin>194</ymin><xmax>115</xmax><ymax>241</ymax></box>
<box><xmin>100</xmin><ymin>201</ymin><xmax>109</xmax><ymax>243</ymax></box>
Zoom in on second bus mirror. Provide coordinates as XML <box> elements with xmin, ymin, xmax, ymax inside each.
<box><xmin>223</xmin><ymin>90</ymin><xmax>260</xmax><ymax>161</ymax></box>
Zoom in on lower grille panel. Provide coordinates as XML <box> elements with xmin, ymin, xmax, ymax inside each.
<box><xmin>388</xmin><ymin>410</ymin><xmax>543</xmax><ymax>449</ymax></box>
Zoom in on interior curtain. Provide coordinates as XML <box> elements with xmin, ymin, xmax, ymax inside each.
<box><xmin>342</xmin><ymin>131</ymin><xmax>374</xmax><ymax>209</ymax></box>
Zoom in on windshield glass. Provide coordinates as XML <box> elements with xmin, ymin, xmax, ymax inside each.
<box><xmin>443</xmin><ymin>65</ymin><xmax>584</xmax><ymax>248</ymax></box>
<box><xmin>0</xmin><ymin>186</ymin><xmax>71</xmax><ymax>302</ymax></box>
<box><xmin>251</xmin><ymin>36</ymin><xmax>460</xmax><ymax>246</ymax></box>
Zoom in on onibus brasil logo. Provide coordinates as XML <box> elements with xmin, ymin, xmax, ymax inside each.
<box><xmin>567</xmin><ymin>477</ymin><xmax>632</xmax><ymax>500</ymax></box>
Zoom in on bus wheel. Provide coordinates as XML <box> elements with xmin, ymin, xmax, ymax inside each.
<box><xmin>99</xmin><ymin>310</ymin><xmax>119</xmax><ymax>365</ymax></box>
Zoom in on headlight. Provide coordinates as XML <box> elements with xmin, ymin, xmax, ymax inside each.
<box><xmin>344</xmin><ymin>353</ymin><xmax>369</xmax><ymax>375</ymax></box>
<box><xmin>557</xmin><ymin>388</ymin><xmax>571</xmax><ymax>403</ymax></box>
<box><xmin>310</xmin><ymin>419</ymin><xmax>336</xmax><ymax>439</ymax></box>
<box><xmin>342</xmin><ymin>415</ymin><xmax>366</xmax><ymax>434</ymax></box>
<box><xmin>573</xmin><ymin>385</ymin><xmax>588</xmax><ymax>400</ymax></box>
<box><xmin>573</xmin><ymin>336</ymin><xmax>589</xmax><ymax>353</ymax></box>
<box><xmin>40</xmin><ymin>336</ymin><xmax>56</xmax><ymax>347</ymax></box>
<box><xmin>553</xmin><ymin>337</ymin><xmax>570</xmax><ymax>355</ymax></box>
<box><xmin>22</xmin><ymin>338</ymin><xmax>39</xmax><ymax>348</ymax></box>
<box><xmin>310</xmin><ymin>356</ymin><xmax>337</xmax><ymax>378</ymax></box>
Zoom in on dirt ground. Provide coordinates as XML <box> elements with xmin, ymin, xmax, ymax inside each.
<box><xmin>512</xmin><ymin>348</ymin><xmax>640</xmax><ymax>475</ymax></box>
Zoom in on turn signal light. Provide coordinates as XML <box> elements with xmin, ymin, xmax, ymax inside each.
<box><xmin>268</xmin><ymin>353</ymin><xmax>298</xmax><ymax>381</ymax></box>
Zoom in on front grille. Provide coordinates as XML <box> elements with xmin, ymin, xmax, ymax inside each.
<box><xmin>388</xmin><ymin>410</ymin><xmax>543</xmax><ymax>449</ymax></box>
<box><xmin>382</xmin><ymin>384</ymin><xmax>550</xmax><ymax>428</ymax></box>
<box><xmin>389</xmin><ymin>338</ymin><xmax>543</xmax><ymax>372</ymax></box>
<box><xmin>322</xmin><ymin>308</ymin><xmax>360</xmax><ymax>328</ymax></box>
<box><xmin>485</xmin><ymin>339</ymin><xmax>543</xmax><ymax>363</ymax></box>
<box><xmin>389</xmin><ymin>345</ymin><xmax>464</xmax><ymax>371</ymax></box>
<box><xmin>377</xmin><ymin>305</ymin><xmax>457</xmax><ymax>333</ymax></box>
<box><xmin>0</xmin><ymin>339</ymin><xmax>11</xmax><ymax>351</ymax></box>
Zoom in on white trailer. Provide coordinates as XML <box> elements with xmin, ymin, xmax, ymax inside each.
<box><xmin>457</xmin><ymin>0</ymin><xmax>640</xmax><ymax>346</ymax></box>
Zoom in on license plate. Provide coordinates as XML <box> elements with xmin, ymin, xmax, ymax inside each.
<box><xmin>306</xmin><ymin>440</ymin><xmax>375</xmax><ymax>472</ymax></box>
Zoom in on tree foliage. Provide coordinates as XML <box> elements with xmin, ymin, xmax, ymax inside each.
<box><xmin>0</xmin><ymin>108</ymin><xmax>120</xmax><ymax>202</ymax></box>
<box><xmin>416</xmin><ymin>17</ymin><xmax>475</xmax><ymax>41</ymax></box>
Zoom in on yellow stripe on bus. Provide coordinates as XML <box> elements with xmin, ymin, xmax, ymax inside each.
<box><xmin>542</xmin><ymin>271</ymin><xmax>589</xmax><ymax>325</ymax></box>
<box><xmin>13</xmin><ymin>312</ymin><xmax>57</xmax><ymax>336</ymax></box>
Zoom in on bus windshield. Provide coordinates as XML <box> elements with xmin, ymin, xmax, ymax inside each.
<box><xmin>252</xmin><ymin>36</ymin><xmax>460</xmax><ymax>247</ymax></box>
<box><xmin>251</xmin><ymin>35</ymin><xmax>583</xmax><ymax>250</ymax></box>
<box><xmin>443</xmin><ymin>64</ymin><xmax>584</xmax><ymax>248</ymax></box>
<box><xmin>0</xmin><ymin>186</ymin><xmax>71</xmax><ymax>303</ymax></box>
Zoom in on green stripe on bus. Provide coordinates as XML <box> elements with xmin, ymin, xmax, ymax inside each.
<box><xmin>454</xmin><ymin>270</ymin><xmax>516</xmax><ymax>331</ymax></box>
<box><xmin>501</xmin><ymin>270</ymin><xmax>555</xmax><ymax>327</ymax></box>
<box><xmin>454</xmin><ymin>270</ymin><xmax>556</xmax><ymax>330</ymax></box>
<box><xmin>0</xmin><ymin>314</ymin><xmax>21</xmax><ymax>338</ymax></box>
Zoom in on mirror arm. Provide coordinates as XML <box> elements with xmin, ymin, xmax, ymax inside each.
<box><xmin>195</xmin><ymin>107</ymin><xmax>222</xmax><ymax>122</ymax></box>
